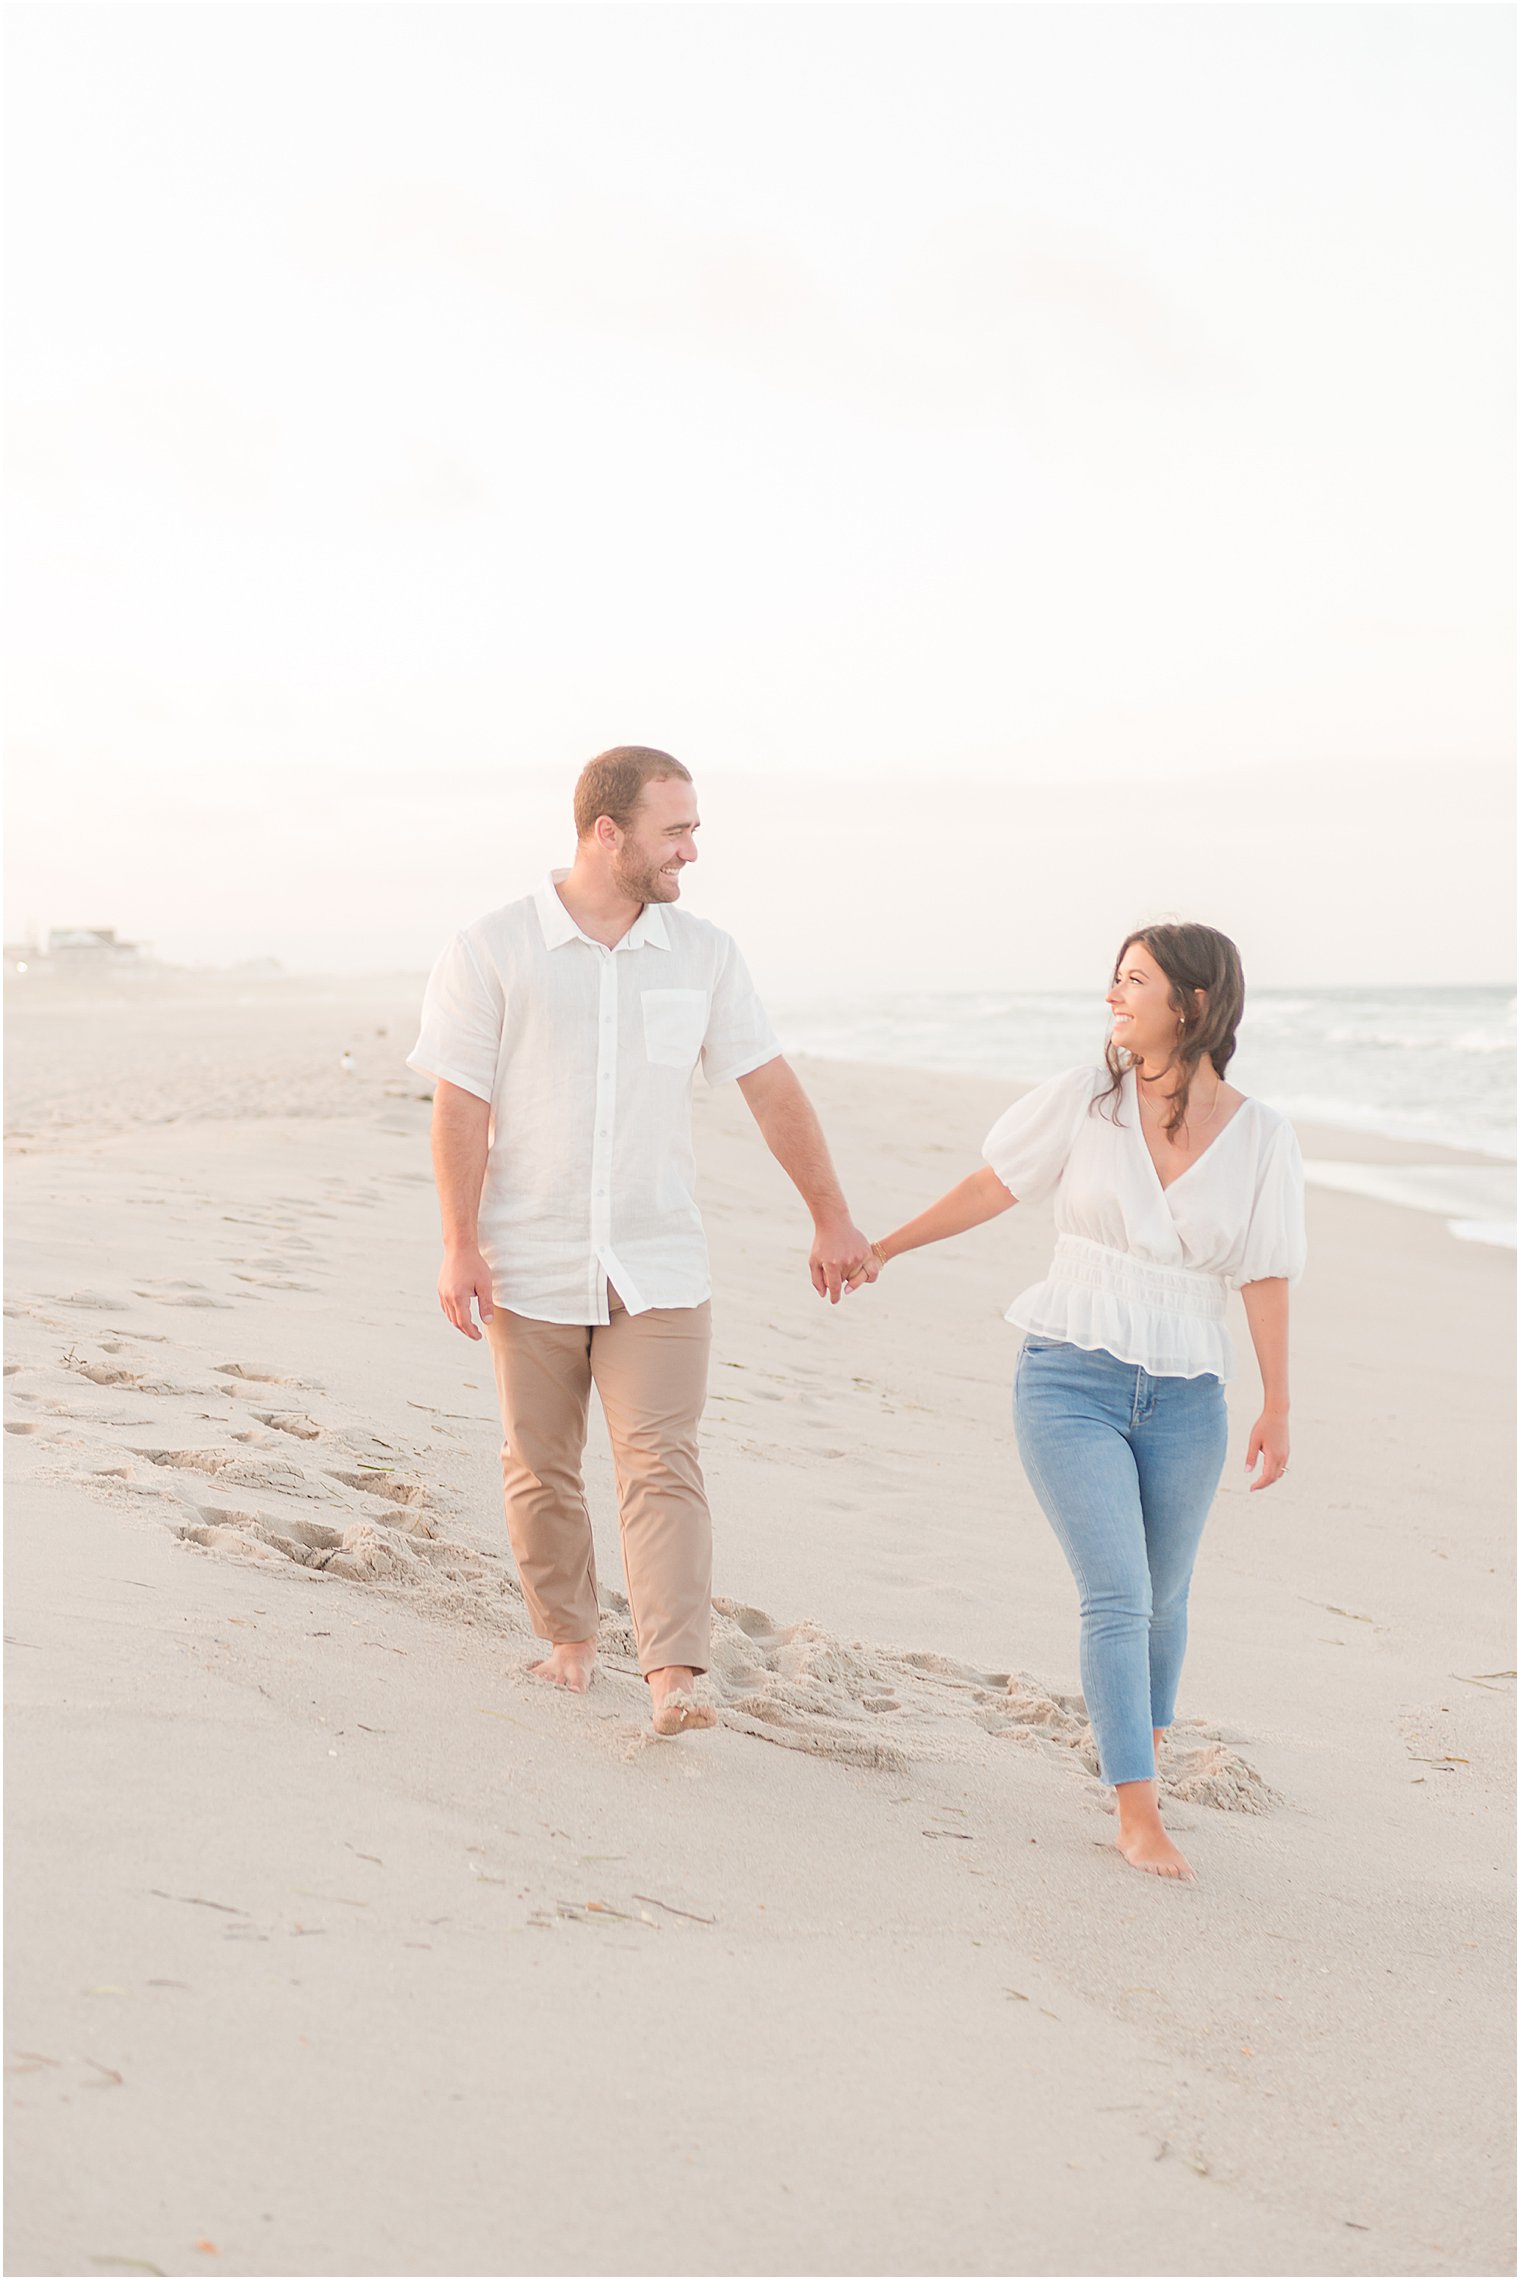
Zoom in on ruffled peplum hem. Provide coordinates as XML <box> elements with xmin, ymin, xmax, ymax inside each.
<box><xmin>1006</xmin><ymin>1234</ymin><xmax>1237</xmax><ymax>1382</ymax></box>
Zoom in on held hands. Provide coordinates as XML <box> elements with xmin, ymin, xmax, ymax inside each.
<box><xmin>810</xmin><ymin>1212</ymin><xmax>881</xmax><ymax>1304</ymax></box>
<box><xmin>1245</xmin><ymin>1411</ymin><xmax>1290</xmax><ymax>1491</ymax></box>
<box><xmin>438</xmin><ymin>1244</ymin><xmax>495</xmax><ymax>1340</ymax></box>
<box><xmin>843</xmin><ymin>1242</ymin><xmax>886</xmax><ymax>1295</ymax></box>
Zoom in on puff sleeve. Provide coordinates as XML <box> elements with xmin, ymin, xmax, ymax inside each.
<box><xmin>1232</xmin><ymin>1116</ymin><xmax>1307</xmax><ymax>1287</ymax></box>
<box><xmin>981</xmin><ymin>1067</ymin><xmax>1100</xmax><ymax>1207</ymax></box>
<box><xmin>405</xmin><ymin>931</ymin><xmax>505</xmax><ymax>1104</ymax></box>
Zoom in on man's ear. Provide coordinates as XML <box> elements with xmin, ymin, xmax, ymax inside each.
<box><xmin>593</xmin><ymin>814</ymin><xmax>621</xmax><ymax>853</ymax></box>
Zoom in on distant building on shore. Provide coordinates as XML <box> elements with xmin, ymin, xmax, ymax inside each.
<box><xmin>5</xmin><ymin>928</ymin><xmax>153</xmax><ymax>977</ymax></box>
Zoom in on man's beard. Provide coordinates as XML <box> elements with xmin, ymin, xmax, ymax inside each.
<box><xmin>613</xmin><ymin>848</ymin><xmax>678</xmax><ymax>903</ymax></box>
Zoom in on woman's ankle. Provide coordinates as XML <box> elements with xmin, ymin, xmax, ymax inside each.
<box><xmin>1113</xmin><ymin>1775</ymin><xmax>1162</xmax><ymax>1827</ymax></box>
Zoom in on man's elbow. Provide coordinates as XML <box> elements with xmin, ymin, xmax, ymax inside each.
<box><xmin>737</xmin><ymin>1054</ymin><xmax>793</xmax><ymax>1114</ymax></box>
<box><xmin>433</xmin><ymin>1079</ymin><xmax>492</xmax><ymax>1127</ymax></box>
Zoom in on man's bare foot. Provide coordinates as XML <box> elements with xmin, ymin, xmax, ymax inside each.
<box><xmin>528</xmin><ymin>1639</ymin><xmax>598</xmax><ymax>1692</ymax></box>
<box><xmin>648</xmin><ymin>1665</ymin><xmax>716</xmax><ymax>1737</ymax></box>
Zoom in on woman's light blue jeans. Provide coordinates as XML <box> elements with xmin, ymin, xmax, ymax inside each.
<box><xmin>1014</xmin><ymin>1337</ymin><xmax>1229</xmax><ymax>1788</ymax></box>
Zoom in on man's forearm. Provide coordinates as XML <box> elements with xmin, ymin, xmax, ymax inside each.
<box><xmin>741</xmin><ymin>1062</ymin><xmax>848</xmax><ymax>1222</ymax></box>
<box><xmin>430</xmin><ymin>1082</ymin><xmax>492</xmax><ymax>1247</ymax></box>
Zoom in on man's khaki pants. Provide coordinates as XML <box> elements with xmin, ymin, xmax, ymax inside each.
<box><xmin>485</xmin><ymin>1290</ymin><xmax>714</xmax><ymax>1677</ymax></box>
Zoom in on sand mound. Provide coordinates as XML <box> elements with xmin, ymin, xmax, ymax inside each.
<box><xmin>22</xmin><ymin>1306</ymin><xmax>1280</xmax><ymax>1808</ymax></box>
<box><xmin>1162</xmin><ymin>1743</ymin><xmax>1281</xmax><ymax>1814</ymax></box>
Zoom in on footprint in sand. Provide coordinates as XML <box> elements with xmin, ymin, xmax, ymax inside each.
<box><xmin>181</xmin><ymin>1506</ymin><xmax>348</xmax><ymax>1572</ymax></box>
<box><xmin>136</xmin><ymin>1447</ymin><xmax>327</xmax><ymax>1499</ymax></box>
<box><xmin>327</xmin><ymin>1468</ymin><xmax>431</xmax><ymax>1509</ymax></box>
<box><xmin>126</xmin><ymin>1417</ymin><xmax>445</xmax><ymax>1543</ymax></box>
<box><xmin>252</xmin><ymin>1412</ymin><xmax>323</xmax><ymax>1440</ymax></box>
<box><xmin>178</xmin><ymin>1517</ymin><xmax>307</xmax><ymax>1568</ymax></box>
<box><xmin>213</xmin><ymin>1349</ymin><xmax>305</xmax><ymax>1386</ymax></box>
<box><xmin>230</xmin><ymin>1424</ymin><xmax>296</xmax><ymax>1448</ymax></box>
<box><xmin>133</xmin><ymin>1281</ymin><xmax>234</xmax><ymax>1310</ymax></box>
<box><xmin>178</xmin><ymin>1505</ymin><xmax>490</xmax><ymax>1590</ymax></box>
<box><xmin>68</xmin><ymin>1361</ymin><xmax>146</xmax><ymax>1387</ymax></box>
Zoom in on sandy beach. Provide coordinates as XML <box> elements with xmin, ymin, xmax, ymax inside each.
<box><xmin>4</xmin><ymin>971</ymin><xmax>1514</xmax><ymax>2278</ymax></box>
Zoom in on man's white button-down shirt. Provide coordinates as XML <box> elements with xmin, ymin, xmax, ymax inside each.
<box><xmin>407</xmin><ymin>874</ymin><xmax>781</xmax><ymax>1324</ymax></box>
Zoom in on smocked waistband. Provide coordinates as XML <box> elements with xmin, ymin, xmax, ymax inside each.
<box><xmin>1047</xmin><ymin>1233</ymin><xmax>1229</xmax><ymax>1320</ymax></box>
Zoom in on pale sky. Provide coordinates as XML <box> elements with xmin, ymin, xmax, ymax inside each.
<box><xmin>4</xmin><ymin>3</ymin><xmax>1514</xmax><ymax>986</ymax></box>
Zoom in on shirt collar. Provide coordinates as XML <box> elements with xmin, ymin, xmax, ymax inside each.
<box><xmin>627</xmin><ymin>899</ymin><xmax>670</xmax><ymax>951</ymax></box>
<box><xmin>535</xmin><ymin>872</ymin><xmax>670</xmax><ymax>953</ymax></box>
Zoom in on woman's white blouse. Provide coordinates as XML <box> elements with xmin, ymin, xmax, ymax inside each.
<box><xmin>982</xmin><ymin>1065</ymin><xmax>1306</xmax><ymax>1382</ymax></box>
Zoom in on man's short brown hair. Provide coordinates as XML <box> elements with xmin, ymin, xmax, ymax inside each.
<box><xmin>573</xmin><ymin>746</ymin><xmax>692</xmax><ymax>840</ymax></box>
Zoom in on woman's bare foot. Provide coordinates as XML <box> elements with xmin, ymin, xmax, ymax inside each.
<box><xmin>1114</xmin><ymin>1777</ymin><xmax>1195</xmax><ymax>1881</ymax></box>
<box><xmin>1115</xmin><ymin>1821</ymin><xmax>1196</xmax><ymax>1880</ymax></box>
<box><xmin>648</xmin><ymin>1665</ymin><xmax>716</xmax><ymax>1736</ymax></box>
<box><xmin>528</xmin><ymin>1638</ymin><xmax>598</xmax><ymax>1692</ymax></box>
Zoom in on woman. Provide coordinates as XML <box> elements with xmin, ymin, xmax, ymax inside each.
<box><xmin>856</xmin><ymin>923</ymin><xmax>1305</xmax><ymax>1882</ymax></box>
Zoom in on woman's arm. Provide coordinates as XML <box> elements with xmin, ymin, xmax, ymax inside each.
<box><xmin>846</xmin><ymin>1166</ymin><xmax>1016</xmax><ymax>1289</ymax></box>
<box><xmin>1239</xmin><ymin>1275</ymin><xmax>1290</xmax><ymax>1490</ymax></box>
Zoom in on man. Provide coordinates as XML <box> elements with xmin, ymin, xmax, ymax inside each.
<box><xmin>407</xmin><ymin>746</ymin><xmax>876</xmax><ymax>1736</ymax></box>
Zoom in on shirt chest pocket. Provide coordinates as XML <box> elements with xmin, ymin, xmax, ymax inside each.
<box><xmin>640</xmin><ymin>987</ymin><xmax>709</xmax><ymax>1069</ymax></box>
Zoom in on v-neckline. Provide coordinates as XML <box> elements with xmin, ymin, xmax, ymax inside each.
<box><xmin>1128</xmin><ymin>1069</ymin><xmax>1251</xmax><ymax>1199</ymax></box>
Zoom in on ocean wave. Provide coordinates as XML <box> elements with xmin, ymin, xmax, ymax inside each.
<box><xmin>1314</xmin><ymin>1024</ymin><xmax>1515</xmax><ymax>1054</ymax></box>
<box><xmin>774</xmin><ymin>987</ymin><xmax>1515</xmax><ymax>1161</ymax></box>
<box><xmin>1450</xmin><ymin>1220</ymin><xmax>1518</xmax><ymax>1250</ymax></box>
<box><xmin>1267</xmin><ymin>1093</ymin><xmax>1514</xmax><ymax>1161</ymax></box>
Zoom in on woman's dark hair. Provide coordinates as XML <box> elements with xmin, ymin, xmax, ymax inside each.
<box><xmin>1095</xmin><ymin>921</ymin><xmax>1246</xmax><ymax>1138</ymax></box>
